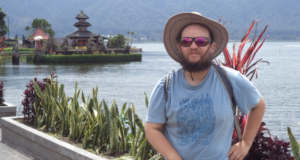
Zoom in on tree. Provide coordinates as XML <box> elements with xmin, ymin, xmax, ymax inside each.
<box><xmin>25</xmin><ymin>18</ymin><xmax>55</xmax><ymax>36</ymax></box>
<box><xmin>127</xmin><ymin>31</ymin><xmax>130</xmax><ymax>45</ymax></box>
<box><xmin>108</xmin><ymin>34</ymin><xmax>126</xmax><ymax>48</ymax></box>
<box><xmin>0</xmin><ymin>7</ymin><xmax>8</xmax><ymax>37</ymax></box>
<box><xmin>130</xmin><ymin>32</ymin><xmax>135</xmax><ymax>45</ymax></box>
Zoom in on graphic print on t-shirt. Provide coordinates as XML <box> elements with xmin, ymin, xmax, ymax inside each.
<box><xmin>176</xmin><ymin>94</ymin><xmax>216</xmax><ymax>147</ymax></box>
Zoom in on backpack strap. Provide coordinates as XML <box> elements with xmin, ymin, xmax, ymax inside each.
<box><xmin>164</xmin><ymin>70</ymin><xmax>174</xmax><ymax>101</ymax></box>
<box><xmin>212</xmin><ymin>64</ymin><xmax>242</xmax><ymax>142</ymax></box>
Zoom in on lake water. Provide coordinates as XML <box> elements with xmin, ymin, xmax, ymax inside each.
<box><xmin>0</xmin><ymin>41</ymin><xmax>300</xmax><ymax>141</ymax></box>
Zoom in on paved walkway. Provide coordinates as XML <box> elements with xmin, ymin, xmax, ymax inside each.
<box><xmin>0</xmin><ymin>128</ymin><xmax>37</xmax><ymax>160</ymax></box>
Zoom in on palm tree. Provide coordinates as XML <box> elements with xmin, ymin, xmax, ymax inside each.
<box><xmin>127</xmin><ymin>31</ymin><xmax>130</xmax><ymax>45</ymax></box>
<box><xmin>130</xmin><ymin>32</ymin><xmax>135</xmax><ymax>46</ymax></box>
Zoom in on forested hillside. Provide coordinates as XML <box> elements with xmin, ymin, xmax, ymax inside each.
<box><xmin>0</xmin><ymin>0</ymin><xmax>299</xmax><ymax>40</ymax></box>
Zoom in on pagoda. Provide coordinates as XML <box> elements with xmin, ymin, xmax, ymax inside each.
<box><xmin>68</xmin><ymin>10</ymin><xmax>99</xmax><ymax>49</ymax></box>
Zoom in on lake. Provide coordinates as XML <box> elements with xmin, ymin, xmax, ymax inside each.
<box><xmin>0</xmin><ymin>41</ymin><xmax>299</xmax><ymax>141</ymax></box>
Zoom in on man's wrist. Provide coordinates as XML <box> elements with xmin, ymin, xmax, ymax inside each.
<box><xmin>241</xmin><ymin>139</ymin><xmax>253</xmax><ymax>148</ymax></box>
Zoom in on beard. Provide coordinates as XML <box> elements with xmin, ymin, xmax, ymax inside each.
<box><xmin>180</xmin><ymin>57</ymin><xmax>213</xmax><ymax>72</ymax></box>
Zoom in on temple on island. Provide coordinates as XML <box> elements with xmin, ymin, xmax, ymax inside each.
<box><xmin>42</xmin><ymin>10</ymin><xmax>131</xmax><ymax>55</ymax></box>
<box><xmin>68</xmin><ymin>10</ymin><xmax>106</xmax><ymax>49</ymax></box>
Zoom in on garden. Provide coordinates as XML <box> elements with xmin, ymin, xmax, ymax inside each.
<box><xmin>1</xmin><ymin>21</ymin><xmax>300</xmax><ymax>160</ymax></box>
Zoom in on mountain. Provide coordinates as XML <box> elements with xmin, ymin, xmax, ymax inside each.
<box><xmin>0</xmin><ymin>0</ymin><xmax>299</xmax><ymax>40</ymax></box>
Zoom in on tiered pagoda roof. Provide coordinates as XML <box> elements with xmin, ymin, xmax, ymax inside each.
<box><xmin>74</xmin><ymin>22</ymin><xmax>91</xmax><ymax>27</ymax></box>
<box><xmin>69</xmin><ymin>11</ymin><xmax>98</xmax><ymax>39</ymax></box>
<box><xmin>69</xmin><ymin>31</ymin><xmax>98</xmax><ymax>38</ymax></box>
<box><xmin>75</xmin><ymin>11</ymin><xmax>89</xmax><ymax>19</ymax></box>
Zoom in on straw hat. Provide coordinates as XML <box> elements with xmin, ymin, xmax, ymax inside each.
<box><xmin>163</xmin><ymin>12</ymin><xmax>229</xmax><ymax>63</ymax></box>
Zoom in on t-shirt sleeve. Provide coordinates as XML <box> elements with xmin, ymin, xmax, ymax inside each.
<box><xmin>231</xmin><ymin>72</ymin><xmax>261</xmax><ymax>115</ymax></box>
<box><xmin>146</xmin><ymin>77</ymin><xmax>167</xmax><ymax>124</ymax></box>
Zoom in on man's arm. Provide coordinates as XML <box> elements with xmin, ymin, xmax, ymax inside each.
<box><xmin>228</xmin><ymin>96</ymin><xmax>266</xmax><ymax>160</ymax></box>
<box><xmin>145</xmin><ymin>122</ymin><xmax>182</xmax><ymax>160</ymax></box>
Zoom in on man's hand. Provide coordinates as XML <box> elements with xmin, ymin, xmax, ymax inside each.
<box><xmin>227</xmin><ymin>140</ymin><xmax>251</xmax><ymax>160</ymax></box>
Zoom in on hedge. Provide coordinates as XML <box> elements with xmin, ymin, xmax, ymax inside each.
<box><xmin>1</xmin><ymin>52</ymin><xmax>35</xmax><ymax>55</ymax></box>
<box><xmin>31</xmin><ymin>53</ymin><xmax>142</xmax><ymax>63</ymax></box>
<box><xmin>26</xmin><ymin>56</ymin><xmax>34</xmax><ymax>62</ymax></box>
<box><xmin>2</xmin><ymin>48</ymin><xmax>35</xmax><ymax>51</ymax></box>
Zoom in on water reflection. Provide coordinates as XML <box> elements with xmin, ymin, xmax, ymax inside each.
<box><xmin>12</xmin><ymin>65</ymin><xmax>19</xmax><ymax>74</ymax></box>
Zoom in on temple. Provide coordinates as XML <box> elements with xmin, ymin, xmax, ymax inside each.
<box><xmin>42</xmin><ymin>10</ymin><xmax>130</xmax><ymax>55</ymax></box>
<box><xmin>68</xmin><ymin>10</ymin><xmax>106</xmax><ymax>49</ymax></box>
<box><xmin>27</xmin><ymin>28</ymin><xmax>49</xmax><ymax>48</ymax></box>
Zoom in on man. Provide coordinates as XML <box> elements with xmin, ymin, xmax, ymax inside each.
<box><xmin>145</xmin><ymin>12</ymin><xmax>265</xmax><ymax>160</ymax></box>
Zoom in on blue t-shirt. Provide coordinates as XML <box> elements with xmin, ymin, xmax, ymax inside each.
<box><xmin>146</xmin><ymin>66</ymin><xmax>261</xmax><ymax>160</ymax></box>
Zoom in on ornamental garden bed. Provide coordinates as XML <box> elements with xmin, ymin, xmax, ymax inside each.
<box><xmin>12</xmin><ymin>75</ymin><xmax>160</xmax><ymax>160</ymax></box>
<box><xmin>1</xmin><ymin>116</ymin><xmax>109</xmax><ymax>160</ymax></box>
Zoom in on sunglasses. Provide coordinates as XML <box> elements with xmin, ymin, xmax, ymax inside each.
<box><xmin>179</xmin><ymin>37</ymin><xmax>213</xmax><ymax>47</ymax></box>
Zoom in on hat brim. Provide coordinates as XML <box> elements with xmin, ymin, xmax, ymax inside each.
<box><xmin>163</xmin><ymin>12</ymin><xmax>229</xmax><ymax>63</ymax></box>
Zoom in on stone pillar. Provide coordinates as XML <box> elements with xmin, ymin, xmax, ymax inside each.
<box><xmin>62</xmin><ymin>45</ymin><xmax>67</xmax><ymax>55</ymax></box>
<box><xmin>12</xmin><ymin>44</ymin><xmax>19</xmax><ymax>65</ymax></box>
<box><xmin>125</xmin><ymin>45</ymin><xmax>130</xmax><ymax>54</ymax></box>
<box><xmin>34</xmin><ymin>49</ymin><xmax>41</xmax><ymax>63</ymax></box>
<box><xmin>41</xmin><ymin>43</ymin><xmax>45</xmax><ymax>56</ymax></box>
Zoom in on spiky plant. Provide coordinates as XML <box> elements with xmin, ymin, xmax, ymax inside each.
<box><xmin>287</xmin><ymin>127</ymin><xmax>300</xmax><ymax>160</ymax></box>
<box><xmin>216</xmin><ymin>20</ymin><xmax>269</xmax><ymax>80</ymax></box>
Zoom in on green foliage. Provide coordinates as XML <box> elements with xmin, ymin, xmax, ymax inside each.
<box><xmin>3</xmin><ymin>48</ymin><xmax>35</xmax><ymax>51</ymax></box>
<box><xmin>35</xmin><ymin>54</ymin><xmax>142</xmax><ymax>63</ymax></box>
<box><xmin>287</xmin><ymin>127</ymin><xmax>300</xmax><ymax>159</ymax></box>
<box><xmin>26</xmin><ymin>56</ymin><xmax>34</xmax><ymax>62</ymax></box>
<box><xmin>25</xmin><ymin>18</ymin><xmax>55</xmax><ymax>36</ymax></box>
<box><xmin>108</xmin><ymin>34</ymin><xmax>127</xmax><ymax>48</ymax></box>
<box><xmin>0</xmin><ymin>7</ymin><xmax>8</xmax><ymax>37</ymax></box>
<box><xmin>1</xmin><ymin>41</ymin><xmax>15</xmax><ymax>47</ymax></box>
<box><xmin>30</xmin><ymin>76</ymin><xmax>161</xmax><ymax>159</ymax></box>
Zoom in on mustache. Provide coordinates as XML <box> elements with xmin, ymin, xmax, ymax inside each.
<box><xmin>187</xmin><ymin>49</ymin><xmax>201</xmax><ymax>55</ymax></box>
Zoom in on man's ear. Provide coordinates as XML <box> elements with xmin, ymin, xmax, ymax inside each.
<box><xmin>210</xmin><ymin>42</ymin><xmax>217</xmax><ymax>53</ymax></box>
<box><xmin>177</xmin><ymin>44</ymin><xmax>181</xmax><ymax>51</ymax></box>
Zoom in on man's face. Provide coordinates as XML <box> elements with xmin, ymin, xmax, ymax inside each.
<box><xmin>177</xmin><ymin>24</ymin><xmax>216</xmax><ymax>64</ymax></box>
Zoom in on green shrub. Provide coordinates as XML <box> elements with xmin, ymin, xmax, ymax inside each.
<box><xmin>20</xmin><ymin>52</ymin><xmax>34</xmax><ymax>54</ymax></box>
<box><xmin>108</xmin><ymin>34</ymin><xmax>127</xmax><ymax>48</ymax></box>
<box><xmin>3</xmin><ymin>48</ymin><xmax>35</xmax><ymax>51</ymax></box>
<box><xmin>26</xmin><ymin>56</ymin><xmax>34</xmax><ymax>62</ymax></box>
<box><xmin>35</xmin><ymin>54</ymin><xmax>142</xmax><ymax>63</ymax></box>
<box><xmin>30</xmin><ymin>75</ymin><xmax>161</xmax><ymax>159</ymax></box>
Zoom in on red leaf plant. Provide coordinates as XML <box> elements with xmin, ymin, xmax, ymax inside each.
<box><xmin>232</xmin><ymin>115</ymin><xmax>293</xmax><ymax>159</ymax></box>
<box><xmin>0</xmin><ymin>82</ymin><xmax>4</xmax><ymax>105</ymax></box>
<box><xmin>0</xmin><ymin>38</ymin><xmax>5</xmax><ymax>105</ymax></box>
<box><xmin>22</xmin><ymin>73</ymin><xmax>57</xmax><ymax>124</ymax></box>
<box><xmin>0</xmin><ymin>37</ymin><xmax>7</xmax><ymax>54</ymax></box>
<box><xmin>215</xmin><ymin>20</ymin><xmax>270</xmax><ymax>81</ymax></box>
<box><xmin>216</xmin><ymin>20</ymin><xmax>293</xmax><ymax>159</ymax></box>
